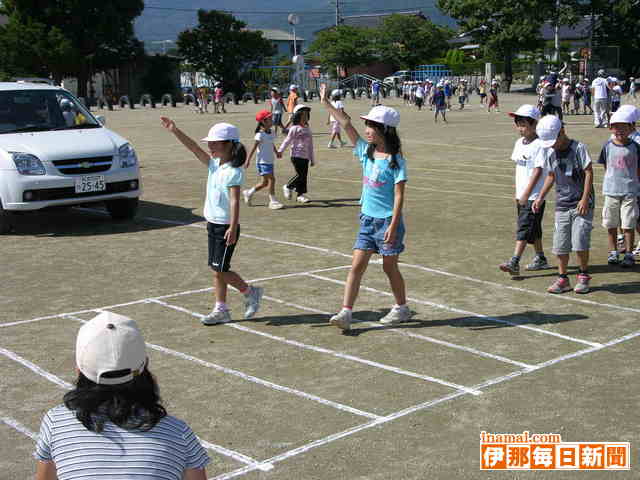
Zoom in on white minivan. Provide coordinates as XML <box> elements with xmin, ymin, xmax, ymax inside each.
<box><xmin>0</xmin><ymin>82</ymin><xmax>141</xmax><ymax>233</ymax></box>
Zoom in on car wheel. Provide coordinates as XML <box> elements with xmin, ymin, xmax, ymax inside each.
<box><xmin>0</xmin><ymin>198</ymin><xmax>13</xmax><ymax>234</ymax></box>
<box><xmin>105</xmin><ymin>198</ymin><xmax>139</xmax><ymax>221</ymax></box>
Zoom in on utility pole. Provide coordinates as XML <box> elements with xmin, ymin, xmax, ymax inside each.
<box><xmin>554</xmin><ymin>0</ymin><xmax>560</xmax><ymax>63</ymax></box>
<box><xmin>335</xmin><ymin>0</ymin><xmax>340</xmax><ymax>27</ymax></box>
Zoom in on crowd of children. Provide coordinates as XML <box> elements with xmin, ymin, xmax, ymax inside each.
<box><xmin>159</xmin><ymin>77</ymin><xmax>640</xmax><ymax>328</ymax></box>
<box><xmin>500</xmin><ymin>101</ymin><xmax>640</xmax><ymax>294</ymax></box>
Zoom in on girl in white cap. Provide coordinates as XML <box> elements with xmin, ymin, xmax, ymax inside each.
<box><xmin>35</xmin><ymin>311</ymin><xmax>210</xmax><ymax>480</ymax></box>
<box><xmin>278</xmin><ymin>104</ymin><xmax>314</xmax><ymax>203</ymax></box>
<box><xmin>160</xmin><ymin>117</ymin><xmax>263</xmax><ymax>324</ymax></box>
<box><xmin>269</xmin><ymin>87</ymin><xmax>286</xmax><ymax>136</ymax></box>
<box><xmin>319</xmin><ymin>84</ymin><xmax>411</xmax><ymax>331</ymax></box>
<box><xmin>327</xmin><ymin>89</ymin><xmax>347</xmax><ymax>148</ymax></box>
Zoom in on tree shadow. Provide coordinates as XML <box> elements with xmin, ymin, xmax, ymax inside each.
<box><xmin>282</xmin><ymin>198</ymin><xmax>361</xmax><ymax>209</ymax></box>
<box><xmin>5</xmin><ymin>200</ymin><xmax>205</xmax><ymax>237</ymax></box>
<box><xmin>589</xmin><ymin>281</ymin><xmax>640</xmax><ymax>295</ymax></box>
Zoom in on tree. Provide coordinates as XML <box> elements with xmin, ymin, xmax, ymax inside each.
<box><xmin>308</xmin><ymin>25</ymin><xmax>376</xmax><ymax>73</ymax></box>
<box><xmin>0</xmin><ymin>0</ymin><xmax>144</xmax><ymax>96</ymax></box>
<box><xmin>589</xmin><ymin>0</ymin><xmax>640</xmax><ymax>75</ymax></box>
<box><xmin>375</xmin><ymin>14</ymin><xmax>451</xmax><ymax>70</ymax></box>
<box><xmin>437</xmin><ymin>0</ymin><xmax>580</xmax><ymax>82</ymax></box>
<box><xmin>177</xmin><ymin>10</ymin><xmax>275</xmax><ymax>96</ymax></box>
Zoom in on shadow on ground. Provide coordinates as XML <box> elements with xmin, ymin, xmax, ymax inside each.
<box><xmin>4</xmin><ymin>200</ymin><xmax>204</xmax><ymax>237</ymax></box>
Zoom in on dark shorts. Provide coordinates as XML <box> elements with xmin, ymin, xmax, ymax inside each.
<box><xmin>516</xmin><ymin>200</ymin><xmax>545</xmax><ymax>244</ymax></box>
<box><xmin>354</xmin><ymin>214</ymin><xmax>405</xmax><ymax>256</ymax></box>
<box><xmin>207</xmin><ymin>222</ymin><xmax>240</xmax><ymax>272</ymax></box>
<box><xmin>415</xmin><ymin>97</ymin><xmax>423</xmax><ymax>107</ymax></box>
<box><xmin>272</xmin><ymin>112</ymin><xmax>282</xmax><ymax>125</ymax></box>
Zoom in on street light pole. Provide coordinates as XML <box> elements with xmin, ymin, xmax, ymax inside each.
<box><xmin>554</xmin><ymin>0</ymin><xmax>560</xmax><ymax>63</ymax></box>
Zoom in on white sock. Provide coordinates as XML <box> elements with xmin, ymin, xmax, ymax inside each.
<box><xmin>269</xmin><ymin>194</ymin><xmax>277</xmax><ymax>202</ymax></box>
<box><xmin>214</xmin><ymin>302</ymin><xmax>228</xmax><ymax>312</ymax></box>
<box><xmin>247</xmin><ymin>187</ymin><xmax>256</xmax><ymax>195</ymax></box>
<box><xmin>395</xmin><ymin>304</ymin><xmax>408</xmax><ymax>310</ymax></box>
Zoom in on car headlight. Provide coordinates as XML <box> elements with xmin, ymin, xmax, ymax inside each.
<box><xmin>11</xmin><ymin>152</ymin><xmax>46</xmax><ymax>175</ymax></box>
<box><xmin>119</xmin><ymin>143</ymin><xmax>138</xmax><ymax>168</ymax></box>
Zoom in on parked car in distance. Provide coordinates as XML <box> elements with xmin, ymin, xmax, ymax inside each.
<box><xmin>0</xmin><ymin>82</ymin><xmax>141</xmax><ymax>233</ymax></box>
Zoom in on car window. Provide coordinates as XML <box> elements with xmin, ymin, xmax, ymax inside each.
<box><xmin>0</xmin><ymin>90</ymin><xmax>98</xmax><ymax>134</ymax></box>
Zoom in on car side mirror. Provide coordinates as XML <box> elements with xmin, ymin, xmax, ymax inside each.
<box><xmin>96</xmin><ymin>115</ymin><xmax>106</xmax><ymax>126</ymax></box>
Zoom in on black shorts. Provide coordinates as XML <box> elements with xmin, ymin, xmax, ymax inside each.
<box><xmin>415</xmin><ymin>97</ymin><xmax>423</xmax><ymax>107</ymax></box>
<box><xmin>207</xmin><ymin>222</ymin><xmax>240</xmax><ymax>272</ymax></box>
<box><xmin>516</xmin><ymin>200</ymin><xmax>545</xmax><ymax>244</ymax></box>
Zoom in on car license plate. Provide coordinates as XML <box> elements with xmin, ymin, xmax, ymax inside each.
<box><xmin>75</xmin><ymin>175</ymin><xmax>106</xmax><ymax>194</ymax></box>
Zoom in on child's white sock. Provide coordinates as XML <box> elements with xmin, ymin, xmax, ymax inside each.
<box><xmin>215</xmin><ymin>302</ymin><xmax>228</xmax><ymax>312</ymax></box>
<box><xmin>248</xmin><ymin>187</ymin><xmax>256</xmax><ymax>196</ymax></box>
<box><xmin>269</xmin><ymin>194</ymin><xmax>277</xmax><ymax>202</ymax></box>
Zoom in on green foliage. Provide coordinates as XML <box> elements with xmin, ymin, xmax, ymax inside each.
<box><xmin>376</xmin><ymin>14</ymin><xmax>451</xmax><ymax>70</ymax></box>
<box><xmin>0</xmin><ymin>0</ymin><xmax>144</xmax><ymax>94</ymax></box>
<box><xmin>140</xmin><ymin>55</ymin><xmax>180</xmax><ymax>100</ymax></box>
<box><xmin>308</xmin><ymin>25</ymin><xmax>376</xmax><ymax>71</ymax></box>
<box><xmin>177</xmin><ymin>10</ymin><xmax>275</xmax><ymax>95</ymax></box>
<box><xmin>590</xmin><ymin>0</ymin><xmax>640</xmax><ymax>75</ymax></box>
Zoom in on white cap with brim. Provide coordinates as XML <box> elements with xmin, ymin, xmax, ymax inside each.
<box><xmin>610</xmin><ymin>108</ymin><xmax>637</xmax><ymax>125</ymax></box>
<box><xmin>536</xmin><ymin>115</ymin><xmax>563</xmax><ymax>148</ymax></box>
<box><xmin>293</xmin><ymin>104</ymin><xmax>311</xmax><ymax>114</ymax></box>
<box><xmin>360</xmin><ymin>105</ymin><xmax>400</xmax><ymax>127</ymax></box>
<box><xmin>615</xmin><ymin>104</ymin><xmax>639</xmax><ymax>122</ymax></box>
<box><xmin>201</xmin><ymin>123</ymin><xmax>240</xmax><ymax>142</ymax></box>
<box><xmin>76</xmin><ymin>312</ymin><xmax>147</xmax><ymax>385</ymax></box>
<box><xmin>508</xmin><ymin>104</ymin><xmax>541</xmax><ymax>121</ymax></box>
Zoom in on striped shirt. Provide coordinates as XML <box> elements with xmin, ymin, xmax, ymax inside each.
<box><xmin>35</xmin><ymin>405</ymin><xmax>209</xmax><ymax>479</ymax></box>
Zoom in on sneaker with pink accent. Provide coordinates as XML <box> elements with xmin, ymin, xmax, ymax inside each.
<box><xmin>574</xmin><ymin>273</ymin><xmax>591</xmax><ymax>294</ymax></box>
<box><xmin>547</xmin><ymin>277</ymin><xmax>572</xmax><ymax>294</ymax></box>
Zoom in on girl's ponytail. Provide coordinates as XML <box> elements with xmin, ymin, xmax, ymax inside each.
<box><xmin>230</xmin><ymin>141</ymin><xmax>247</xmax><ymax>167</ymax></box>
<box><xmin>254</xmin><ymin>121</ymin><xmax>263</xmax><ymax>134</ymax></box>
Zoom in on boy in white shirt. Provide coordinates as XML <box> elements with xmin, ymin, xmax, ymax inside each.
<box><xmin>499</xmin><ymin>105</ymin><xmax>549</xmax><ymax>276</ymax></box>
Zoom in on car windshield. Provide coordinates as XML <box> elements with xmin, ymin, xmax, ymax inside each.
<box><xmin>0</xmin><ymin>90</ymin><xmax>99</xmax><ymax>134</ymax></box>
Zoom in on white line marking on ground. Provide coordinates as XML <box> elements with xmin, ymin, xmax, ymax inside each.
<box><xmin>307</xmin><ymin>273</ymin><xmax>603</xmax><ymax>349</ymax></box>
<box><xmin>259</xmin><ymin>294</ymin><xmax>534</xmax><ymax>369</ymax></box>
<box><xmin>66</xmin><ymin>312</ymin><xmax>380</xmax><ymax>421</ymax></box>
<box><xmin>0</xmin><ymin>413</ymin><xmax>38</xmax><ymax>440</ymax></box>
<box><xmin>198</xmin><ymin>438</ymin><xmax>274</xmax><ymax>471</ymax></box>
<box><xmin>0</xmin><ymin>347</ymin><xmax>73</xmax><ymax>389</ymax></box>
<box><xmin>151</xmin><ymin>299</ymin><xmax>481</xmax><ymax>396</ymax></box>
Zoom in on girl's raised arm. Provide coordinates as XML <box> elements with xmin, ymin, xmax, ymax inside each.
<box><xmin>319</xmin><ymin>84</ymin><xmax>360</xmax><ymax>146</ymax></box>
<box><xmin>160</xmin><ymin>116</ymin><xmax>210</xmax><ymax>166</ymax></box>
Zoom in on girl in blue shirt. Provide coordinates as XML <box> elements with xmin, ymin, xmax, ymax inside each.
<box><xmin>319</xmin><ymin>84</ymin><xmax>410</xmax><ymax>331</ymax></box>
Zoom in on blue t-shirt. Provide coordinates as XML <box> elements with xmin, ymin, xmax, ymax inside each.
<box><xmin>203</xmin><ymin>157</ymin><xmax>244</xmax><ymax>224</ymax></box>
<box><xmin>354</xmin><ymin>138</ymin><xmax>407</xmax><ymax>218</ymax></box>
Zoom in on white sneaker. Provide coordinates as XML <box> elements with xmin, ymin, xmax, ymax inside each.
<box><xmin>633</xmin><ymin>241</ymin><xmax>640</xmax><ymax>256</ymax></box>
<box><xmin>201</xmin><ymin>309</ymin><xmax>232</xmax><ymax>325</ymax></box>
<box><xmin>327</xmin><ymin>142</ymin><xmax>336</xmax><ymax>148</ymax></box>
<box><xmin>329</xmin><ymin>309</ymin><xmax>352</xmax><ymax>330</ymax></box>
<box><xmin>242</xmin><ymin>189</ymin><xmax>253</xmax><ymax>206</ymax></box>
<box><xmin>296</xmin><ymin>195</ymin><xmax>311</xmax><ymax>203</ymax></box>
<box><xmin>282</xmin><ymin>185</ymin><xmax>292</xmax><ymax>200</ymax></box>
<box><xmin>268</xmin><ymin>200</ymin><xmax>284</xmax><ymax>210</ymax></box>
<box><xmin>244</xmin><ymin>286</ymin><xmax>263</xmax><ymax>319</ymax></box>
<box><xmin>379</xmin><ymin>305</ymin><xmax>412</xmax><ymax>325</ymax></box>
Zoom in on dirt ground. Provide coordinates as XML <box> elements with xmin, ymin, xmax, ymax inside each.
<box><xmin>1</xmin><ymin>90</ymin><xmax>638</xmax><ymax>479</ymax></box>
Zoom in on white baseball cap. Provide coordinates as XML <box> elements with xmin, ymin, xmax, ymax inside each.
<box><xmin>536</xmin><ymin>115</ymin><xmax>563</xmax><ymax>148</ymax></box>
<box><xmin>331</xmin><ymin>89</ymin><xmax>341</xmax><ymax>97</ymax></box>
<box><xmin>293</xmin><ymin>104</ymin><xmax>311</xmax><ymax>114</ymax></box>
<box><xmin>508</xmin><ymin>104</ymin><xmax>541</xmax><ymax>121</ymax></box>
<box><xmin>201</xmin><ymin>123</ymin><xmax>240</xmax><ymax>142</ymax></box>
<box><xmin>615</xmin><ymin>104</ymin><xmax>639</xmax><ymax>122</ymax></box>
<box><xmin>289</xmin><ymin>84</ymin><xmax>298</xmax><ymax>91</ymax></box>
<box><xmin>360</xmin><ymin>105</ymin><xmax>400</xmax><ymax>127</ymax></box>
<box><xmin>76</xmin><ymin>312</ymin><xmax>147</xmax><ymax>385</ymax></box>
<box><xmin>610</xmin><ymin>108</ymin><xmax>637</xmax><ymax>125</ymax></box>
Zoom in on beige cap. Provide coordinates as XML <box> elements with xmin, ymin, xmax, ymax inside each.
<box><xmin>76</xmin><ymin>311</ymin><xmax>147</xmax><ymax>385</ymax></box>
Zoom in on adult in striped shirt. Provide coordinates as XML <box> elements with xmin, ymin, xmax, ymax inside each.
<box><xmin>35</xmin><ymin>311</ymin><xmax>209</xmax><ymax>480</ymax></box>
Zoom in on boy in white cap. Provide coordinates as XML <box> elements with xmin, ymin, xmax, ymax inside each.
<box><xmin>160</xmin><ymin>118</ymin><xmax>263</xmax><ymax>324</ymax></box>
<box><xmin>598</xmin><ymin>107</ymin><xmax>640</xmax><ymax>267</ymax></box>
<box><xmin>319</xmin><ymin>84</ymin><xmax>410</xmax><ymax>330</ymax></box>
<box><xmin>533</xmin><ymin>116</ymin><xmax>595</xmax><ymax>293</ymax></box>
<box><xmin>35</xmin><ymin>312</ymin><xmax>209</xmax><ymax>480</ymax></box>
<box><xmin>499</xmin><ymin>105</ymin><xmax>550</xmax><ymax>276</ymax></box>
<box><xmin>591</xmin><ymin>70</ymin><xmax>610</xmax><ymax>127</ymax></box>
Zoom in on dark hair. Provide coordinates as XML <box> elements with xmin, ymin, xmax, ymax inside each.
<box><xmin>229</xmin><ymin>140</ymin><xmax>247</xmax><ymax>167</ymax></box>
<box><xmin>254</xmin><ymin>121</ymin><xmax>272</xmax><ymax>134</ymax></box>
<box><xmin>331</xmin><ymin>93</ymin><xmax>341</xmax><ymax>101</ymax></box>
<box><xmin>292</xmin><ymin>108</ymin><xmax>310</xmax><ymax>126</ymax></box>
<box><xmin>63</xmin><ymin>366</ymin><xmax>166</xmax><ymax>433</ymax></box>
<box><xmin>514</xmin><ymin>115</ymin><xmax>537</xmax><ymax>127</ymax></box>
<box><xmin>364</xmin><ymin>120</ymin><xmax>402</xmax><ymax>169</ymax></box>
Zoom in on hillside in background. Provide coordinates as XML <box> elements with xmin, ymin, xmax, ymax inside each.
<box><xmin>137</xmin><ymin>0</ymin><xmax>455</xmax><ymax>53</ymax></box>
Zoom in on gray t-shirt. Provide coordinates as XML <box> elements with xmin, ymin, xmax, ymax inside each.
<box><xmin>539</xmin><ymin>140</ymin><xmax>594</xmax><ymax>211</ymax></box>
<box><xmin>597</xmin><ymin>139</ymin><xmax>640</xmax><ymax>196</ymax></box>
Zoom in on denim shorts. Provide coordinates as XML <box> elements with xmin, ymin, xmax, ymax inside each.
<box><xmin>553</xmin><ymin>208</ymin><xmax>593</xmax><ymax>255</ymax></box>
<box><xmin>353</xmin><ymin>214</ymin><xmax>405</xmax><ymax>256</ymax></box>
<box><xmin>257</xmin><ymin>163</ymin><xmax>274</xmax><ymax>176</ymax></box>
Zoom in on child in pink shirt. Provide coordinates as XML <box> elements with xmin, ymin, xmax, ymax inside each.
<box><xmin>278</xmin><ymin>104</ymin><xmax>314</xmax><ymax>203</ymax></box>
